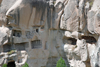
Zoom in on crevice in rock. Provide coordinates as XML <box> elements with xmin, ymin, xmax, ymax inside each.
<box><xmin>82</xmin><ymin>36</ymin><xmax>96</xmax><ymax>44</ymax></box>
<box><xmin>36</xmin><ymin>29</ymin><xmax>38</xmax><ymax>33</ymax></box>
<box><xmin>63</xmin><ymin>37</ymin><xmax>77</xmax><ymax>45</ymax></box>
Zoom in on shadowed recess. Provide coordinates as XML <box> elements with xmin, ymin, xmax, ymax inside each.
<box><xmin>7</xmin><ymin>61</ymin><xmax>15</xmax><ymax>67</ymax></box>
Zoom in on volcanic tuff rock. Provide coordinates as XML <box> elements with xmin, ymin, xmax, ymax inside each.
<box><xmin>0</xmin><ymin>0</ymin><xmax>100</xmax><ymax>67</ymax></box>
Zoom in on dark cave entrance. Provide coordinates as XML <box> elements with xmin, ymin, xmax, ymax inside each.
<box><xmin>7</xmin><ymin>61</ymin><xmax>16</xmax><ymax>67</ymax></box>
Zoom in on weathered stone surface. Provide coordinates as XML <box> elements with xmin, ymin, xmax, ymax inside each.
<box><xmin>87</xmin><ymin>0</ymin><xmax>100</xmax><ymax>34</ymax></box>
<box><xmin>60</xmin><ymin>0</ymin><xmax>79</xmax><ymax>31</ymax></box>
<box><xmin>87</xmin><ymin>10</ymin><xmax>95</xmax><ymax>34</ymax></box>
<box><xmin>0</xmin><ymin>0</ymin><xmax>100</xmax><ymax>67</ymax></box>
<box><xmin>0</xmin><ymin>0</ymin><xmax>2</xmax><ymax>4</ymax></box>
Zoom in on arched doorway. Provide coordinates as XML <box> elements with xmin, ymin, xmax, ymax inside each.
<box><xmin>7</xmin><ymin>61</ymin><xmax>16</xmax><ymax>67</ymax></box>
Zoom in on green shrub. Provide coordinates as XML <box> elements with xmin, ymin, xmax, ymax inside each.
<box><xmin>56</xmin><ymin>57</ymin><xmax>67</xmax><ymax>67</ymax></box>
<box><xmin>22</xmin><ymin>63</ymin><xmax>29</xmax><ymax>67</ymax></box>
<box><xmin>2</xmin><ymin>64</ymin><xmax>7</xmax><ymax>67</ymax></box>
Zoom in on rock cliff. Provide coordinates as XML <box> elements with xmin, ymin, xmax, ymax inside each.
<box><xmin>0</xmin><ymin>0</ymin><xmax>100</xmax><ymax>67</ymax></box>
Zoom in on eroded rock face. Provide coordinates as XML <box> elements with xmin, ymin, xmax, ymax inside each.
<box><xmin>0</xmin><ymin>0</ymin><xmax>100</xmax><ymax>67</ymax></box>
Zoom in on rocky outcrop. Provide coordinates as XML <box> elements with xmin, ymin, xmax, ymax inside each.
<box><xmin>0</xmin><ymin>0</ymin><xmax>100</xmax><ymax>67</ymax></box>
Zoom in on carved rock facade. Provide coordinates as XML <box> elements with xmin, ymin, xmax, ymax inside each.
<box><xmin>0</xmin><ymin>0</ymin><xmax>100</xmax><ymax>67</ymax></box>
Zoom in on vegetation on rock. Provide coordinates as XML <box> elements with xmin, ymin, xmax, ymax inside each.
<box><xmin>56</xmin><ymin>57</ymin><xmax>67</xmax><ymax>67</ymax></box>
<box><xmin>8</xmin><ymin>50</ymin><xmax>16</xmax><ymax>55</ymax></box>
<box><xmin>2</xmin><ymin>64</ymin><xmax>7</xmax><ymax>67</ymax></box>
<box><xmin>22</xmin><ymin>63</ymin><xmax>29</xmax><ymax>67</ymax></box>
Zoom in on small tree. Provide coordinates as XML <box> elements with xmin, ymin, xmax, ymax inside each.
<box><xmin>56</xmin><ymin>57</ymin><xmax>67</xmax><ymax>67</ymax></box>
<box><xmin>22</xmin><ymin>63</ymin><xmax>29</xmax><ymax>67</ymax></box>
<box><xmin>2</xmin><ymin>64</ymin><xmax>7</xmax><ymax>67</ymax></box>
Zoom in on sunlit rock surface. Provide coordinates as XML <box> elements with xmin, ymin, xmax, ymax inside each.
<box><xmin>0</xmin><ymin>0</ymin><xmax>100</xmax><ymax>67</ymax></box>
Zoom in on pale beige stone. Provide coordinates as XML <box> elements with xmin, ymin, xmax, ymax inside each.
<box><xmin>0</xmin><ymin>0</ymin><xmax>100</xmax><ymax>67</ymax></box>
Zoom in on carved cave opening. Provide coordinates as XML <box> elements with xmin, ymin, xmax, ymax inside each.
<box><xmin>15</xmin><ymin>43</ymin><xmax>26</xmax><ymax>51</ymax></box>
<box><xmin>3</xmin><ymin>43</ymin><xmax>27</xmax><ymax>52</ymax></box>
<box><xmin>63</xmin><ymin>37</ymin><xmax>77</xmax><ymax>45</ymax></box>
<box><xmin>82</xmin><ymin>36</ymin><xmax>96</xmax><ymax>44</ymax></box>
<box><xmin>7</xmin><ymin>61</ymin><xmax>15</xmax><ymax>67</ymax></box>
<box><xmin>3</xmin><ymin>44</ymin><xmax>11</xmax><ymax>52</ymax></box>
<box><xmin>13</xmin><ymin>30</ymin><xmax>22</xmax><ymax>37</ymax></box>
<box><xmin>36</xmin><ymin>29</ymin><xmax>39</xmax><ymax>33</ymax></box>
<box><xmin>68</xmin><ymin>38</ymin><xmax>77</xmax><ymax>45</ymax></box>
<box><xmin>31</xmin><ymin>40</ymin><xmax>42</xmax><ymax>49</ymax></box>
<box><xmin>25</xmin><ymin>31</ymin><xmax>34</xmax><ymax>39</ymax></box>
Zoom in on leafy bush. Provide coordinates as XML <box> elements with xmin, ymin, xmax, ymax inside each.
<box><xmin>56</xmin><ymin>57</ymin><xmax>67</xmax><ymax>67</ymax></box>
<box><xmin>2</xmin><ymin>64</ymin><xmax>7</xmax><ymax>67</ymax></box>
<box><xmin>22</xmin><ymin>63</ymin><xmax>29</xmax><ymax>67</ymax></box>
